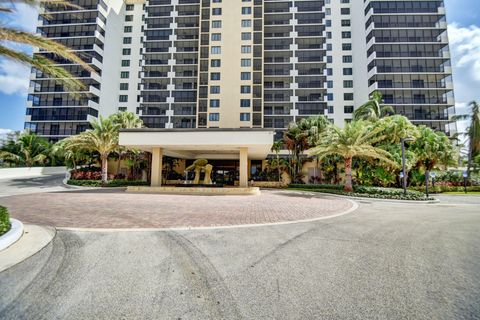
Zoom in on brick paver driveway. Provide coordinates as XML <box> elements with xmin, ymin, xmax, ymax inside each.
<box><xmin>0</xmin><ymin>189</ymin><xmax>355</xmax><ymax>228</ymax></box>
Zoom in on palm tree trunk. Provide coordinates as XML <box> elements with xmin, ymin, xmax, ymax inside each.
<box><xmin>276</xmin><ymin>153</ymin><xmax>281</xmax><ymax>183</ymax></box>
<box><xmin>344</xmin><ymin>157</ymin><xmax>353</xmax><ymax>192</ymax></box>
<box><xmin>101</xmin><ymin>155</ymin><xmax>108</xmax><ymax>184</ymax></box>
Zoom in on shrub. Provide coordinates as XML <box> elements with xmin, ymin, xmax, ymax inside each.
<box><xmin>0</xmin><ymin>206</ymin><xmax>11</xmax><ymax>236</ymax></box>
<box><xmin>288</xmin><ymin>184</ymin><xmax>432</xmax><ymax>201</ymax></box>
<box><xmin>70</xmin><ymin>169</ymin><xmax>102</xmax><ymax>181</ymax></box>
<box><xmin>67</xmin><ymin>179</ymin><xmax>149</xmax><ymax>187</ymax></box>
<box><xmin>289</xmin><ymin>184</ymin><xmax>343</xmax><ymax>191</ymax></box>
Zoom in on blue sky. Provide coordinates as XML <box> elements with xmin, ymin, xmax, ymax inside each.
<box><xmin>0</xmin><ymin>0</ymin><xmax>479</xmax><ymax>137</ymax></box>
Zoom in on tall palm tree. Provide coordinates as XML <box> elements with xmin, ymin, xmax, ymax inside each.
<box><xmin>64</xmin><ymin>117</ymin><xmax>120</xmax><ymax>184</ymax></box>
<box><xmin>452</xmin><ymin>101</ymin><xmax>480</xmax><ymax>177</ymax></box>
<box><xmin>270</xmin><ymin>140</ymin><xmax>283</xmax><ymax>182</ymax></box>
<box><xmin>353</xmin><ymin>91</ymin><xmax>395</xmax><ymax>121</ymax></box>
<box><xmin>309</xmin><ymin>121</ymin><xmax>398</xmax><ymax>192</ymax></box>
<box><xmin>109</xmin><ymin>111</ymin><xmax>144</xmax><ymax>176</ymax></box>
<box><xmin>109</xmin><ymin>111</ymin><xmax>144</xmax><ymax>129</ymax></box>
<box><xmin>284</xmin><ymin>123</ymin><xmax>309</xmax><ymax>183</ymax></box>
<box><xmin>0</xmin><ymin>131</ymin><xmax>49</xmax><ymax>167</ymax></box>
<box><xmin>412</xmin><ymin>126</ymin><xmax>457</xmax><ymax>173</ymax></box>
<box><xmin>0</xmin><ymin>0</ymin><xmax>95</xmax><ymax>91</ymax></box>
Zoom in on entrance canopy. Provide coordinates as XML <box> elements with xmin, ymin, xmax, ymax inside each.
<box><xmin>119</xmin><ymin>128</ymin><xmax>275</xmax><ymax>188</ymax></box>
<box><xmin>119</xmin><ymin>128</ymin><xmax>275</xmax><ymax>160</ymax></box>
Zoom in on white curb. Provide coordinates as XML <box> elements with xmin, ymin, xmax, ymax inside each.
<box><xmin>0</xmin><ymin>219</ymin><xmax>24</xmax><ymax>251</ymax></box>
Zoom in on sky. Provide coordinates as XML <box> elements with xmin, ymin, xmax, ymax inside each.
<box><xmin>0</xmin><ymin>0</ymin><xmax>479</xmax><ymax>138</ymax></box>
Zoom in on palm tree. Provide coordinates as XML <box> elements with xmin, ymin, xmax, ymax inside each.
<box><xmin>0</xmin><ymin>131</ymin><xmax>49</xmax><ymax>167</ymax></box>
<box><xmin>0</xmin><ymin>1</ymin><xmax>95</xmax><ymax>91</ymax></box>
<box><xmin>270</xmin><ymin>140</ymin><xmax>283</xmax><ymax>182</ymax></box>
<box><xmin>109</xmin><ymin>112</ymin><xmax>144</xmax><ymax>176</ymax></box>
<box><xmin>412</xmin><ymin>126</ymin><xmax>457</xmax><ymax>173</ymax></box>
<box><xmin>64</xmin><ymin>117</ymin><xmax>120</xmax><ymax>184</ymax></box>
<box><xmin>353</xmin><ymin>91</ymin><xmax>395</xmax><ymax>121</ymax></box>
<box><xmin>452</xmin><ymin>101</ymin><xmax>480</xmax><ymax>177</ymax></box>
<box><xmin>284</xmin><ymin>123</ymin><xmax>309</xmax><ymax>183</ymax></box>
<box><xmin>109</xmin><ymin>111</ymin><xmax>144</xmax><ymax>129</ymax></box>
<box><xmin>309</xmin><ymin>121</ymin><xmax>398</xmax><ymax>192</ymax></box>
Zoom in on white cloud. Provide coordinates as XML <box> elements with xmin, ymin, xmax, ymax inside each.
<box><xmin>447</xmin><ymin>23</ymin><xmax>480</xmax><ymax>134</ymax></box>
<box><xmin>0</xmin><ymin>129</ymin><xmax>13</xmax><ymax>141</ymax></box>
<box><xmin>0</xmin><ymin>59</ymin><xmax>30</xmax><ymax>95</ymax></box>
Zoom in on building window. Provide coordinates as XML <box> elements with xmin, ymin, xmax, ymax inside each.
<box><xmin>241</xmin><ymin>72</ymin><xmax>251</xmax><ymax>80</ymax></box>
<box><xmin>125</xmin><ymin>15</ymin><xmax>133</xmax><ymax>22</ymax></box>
<box><xmin>240</xmin><ymin>113</ymin><xmax>251</xmax><ymax>121</ymax></box>
<box><xmin>343</xmin><ymin>80</ymin><xmax>353</xmax><ymax>88</ymax></box>
<box><xmin>120</xmin><ymin>83</ymin><xmax>129</xmax><ymax>90</ymax></box>
<box><xmin>210</xmin><ymin>86</ymin><xmax>220</xmax><ymax>94</ymax></box>
<box><xmin>342</xmin><ymin>43</ymin><xmax>352</xmax><ymax>51</ymax></box>
<box><xmin>343</xmin><ymin>68</ymin><xmax>353</xmax><ymax>75</ymax></box>
<box><xmin>123</xmin><ymin>37</ymin><xmax>132</xmax><ymax>44</ymax></box>
<box><xmin>241</xmin><ymin>45</ymin><xmax>251</xmax><ymax>53</ymax></box>
<box><xmin>211</xmin><ymin>73</ymin><xmax>220</xmax><ymax>80</ymax></box>
<box><xmin>344</xmin><ymin>105</ymin><xmax>354</xmax><ymax>113</ymax></box>
<box><xmin>342</xmin><ymin>55</ymin><xmax>352</xmax><ymax>63</ymax></box>
<box><xmin>126</xmin><ymin>4</ymin><xmax>134</xmax><ymax>10</ymax></box>
<box><xmin>241</xmin><ymin>32</ymin><xmax>251</xmax><ymax>40</ymax></box>
<box><xmin>344</xmin><ymin>93</ymin><xmax>354</xmax><ymax>101</ymax></box>
<box><xmin>211</xmin><ymin>59</ymin><xmax>221</xmax><ymax>67</ymax></box>
<box><xmin>341</xmin><ymin>31</ymin><xmax>351</xmax><ymax>39</ymax></box>
<box><xmin>209</xmin><ymin>113</ymin><xmax>220</xmax><ymax>121</ymax></box>
<box><xmin>212</xmin><ymin>8</ymin><xmax>222</xmax><ymax>15</ymax></box>
<box><xmin>241</xmin><ymin>19</ymin><xmax>251</xmax><ymax>27</ymax></box>
<box><xmin>124</xmin><ymin>26</ymin><xmax>132</xmax><ymax>33</ymax></box>
<box><xmin>240</xmin><ymin>99</ymin><xmax>251</xmax><ymax>107</ymax></box>
<box><xmin>122</xmin><ymin>48</ymin><xmax>131</xmax><ymax>55</ymax></box>
<box><xmin>212</xmin><ymin>20</ymin><xmax>222</xmax><ymax>28</ymax></box>
<box><xmin>241</xmin><ymin>7</ymin><xmax>251</xmax><ymax>14</ymax></box>
<box><xmin>240</xmin><ymin>85</ymin><xmax>251</xmax><ymax>93</ymax></box>
<box><xmin>241</xmin><ymin>59</ymin><xmax>251</xmax><ymax>67</ymax></box>
<box><xmin>210</xmin><ymin>99</ymin><xmax>220</xmax><ymax>108</ymax></box>
<box><xmin>211</xmin><ymin>46</ymin><xmax>221</xmax><ymax>54</ymax></box>
<box><xmin>120</xmin><ymin>71</ymin><xmax>129</xmax><ymax>78</ymax></box>
<box><xmin>119</xmin><ymin>95</ymin><xmax>128</xmax><ymax>102</ymax></box>
<box><xmin>341</xmin><ymin>19</ymin><xmax>351</xmax><ymax>27</ymax></box>
<box><xmin>121</xmin><ymin>60</ymin><xmax>130</xmax><ymax>67</ymax></box>
<box><xmin>211</xmin><ymin>33</ymin><xmax>221</xmax><ymax>41</ymax></box>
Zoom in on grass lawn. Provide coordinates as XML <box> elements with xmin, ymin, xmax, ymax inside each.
<box><xmin>442</xmin><ymin>191</ymin><xmax>480</xmax><ymax>196</ymax></box>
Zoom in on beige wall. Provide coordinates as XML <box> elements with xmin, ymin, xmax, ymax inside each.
<box><xmin>206</xmin><ymin>1</ymin><xmax>254</xmax><ymax>128</ymax></box>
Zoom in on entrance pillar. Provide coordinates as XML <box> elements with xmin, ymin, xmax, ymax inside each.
<box><xmin>151</xmin><ymin>147</ymin><xmax>163</xmax><ymax>187</ymax></box>
<box><xmin>239</xmin><ymin>147</ymin><xmax>248</xmax><ymax>188</ymax></box>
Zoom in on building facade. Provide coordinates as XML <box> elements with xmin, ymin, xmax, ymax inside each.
<box><xmin>25</xmin><ymin>0</ymin><xmax>456</xmax><ymax>141</ymax></box>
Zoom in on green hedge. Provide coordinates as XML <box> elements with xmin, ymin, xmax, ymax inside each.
<box><xmin>288</xmin><ymin>184</ymin><xmax>433</xmax><ymax>201</ymax></box>
<box><xmin>0</xmin><ymin>206</ymin><xmax>11</xmax><ymax>236</ymax></box>
<box><xmin>67</xmin><ymin>179</ymin><xmax>149</xmax><ymax>187</ymax></box>
<box><xmin>289</xmin><ymin>184</ymin><xmax>344</xmax><ymax>191</ymax></box>
<box><xmin>410</xmin><ymin>185</ymin><xmax>480</xmax><ymax>194</ymax></box>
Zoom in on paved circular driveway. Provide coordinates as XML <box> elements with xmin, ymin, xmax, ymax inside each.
<box><xmin>0</xmin><ymin>189</ymin><xmax>355</xmax><ymax>229</ymax></box>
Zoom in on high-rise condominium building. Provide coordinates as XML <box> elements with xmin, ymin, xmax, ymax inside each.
<box><xmin>25</xmin><ymin>0</ymin><xmax>456</xmax><ymax>141</ymax></box>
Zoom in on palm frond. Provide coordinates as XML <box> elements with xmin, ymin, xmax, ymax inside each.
<box><xmin>0</xmin><ymin>27</ymin><xmax>95</xmax><ymax>74</ymax></box>
<box><xmin>0</xmin><ymin>45</ymin><xmax>86</xmax><ymax>93</ymax></box>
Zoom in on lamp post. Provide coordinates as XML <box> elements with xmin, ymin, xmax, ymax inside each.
<box><xmin>431</xmin><ymin>172</ymin><xmax>436</xmax><ymax>191</ymax></box>
<box><xmin>401</xmin><ymin>138</ymin><xmax>414</xmax><ymax>196</ymax></box>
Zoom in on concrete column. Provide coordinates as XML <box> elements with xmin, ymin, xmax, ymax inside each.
<box><xmin>239</xmin><ymin>147</ymin><xmax>248</xmax><ymax>188</ymax></box>
<box><xmin>151</xmin><ymin>147</ymin><xmax>163</xmax><ymax>187</ymax></box>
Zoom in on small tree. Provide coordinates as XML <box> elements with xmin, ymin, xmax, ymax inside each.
<box><xmin>309</xmin><ymin>121</ymin><xmax>398</xmax><ymax>192</ymax></box>
<box><xmin>353</xmin><ymin>91</ymin><xmax>395</xmax><ymax>121</ymax></box>
<box><xmin>0</xmin><ymin>131</ymin><xmax>49</xmax><ymax>167</ymax></box>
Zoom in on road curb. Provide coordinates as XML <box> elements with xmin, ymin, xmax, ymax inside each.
<box><xmin>0</xmin><ymin>219</ymin><xmax>24</xmax><ymax>252</ymax></box>
<box><xmin>0</xmin><ymin>224</ymin><xmax>56</xmax><ymax>273</ymax></box>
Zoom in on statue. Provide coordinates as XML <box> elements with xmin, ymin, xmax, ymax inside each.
<box><xmin>185</xmin><ymin>159</ymin><xmax>213</xmax><ymax>185</ymax></box>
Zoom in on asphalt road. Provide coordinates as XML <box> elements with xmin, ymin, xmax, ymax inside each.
<box><xmin>0</xmin><ymin>176</ymin><xmax>479</xmax><ymax>319</ymax></box>
<box><xmin>0</xmin><ymin>174</ymin><xmax>69</xmax><ymax>197</ymax></box>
